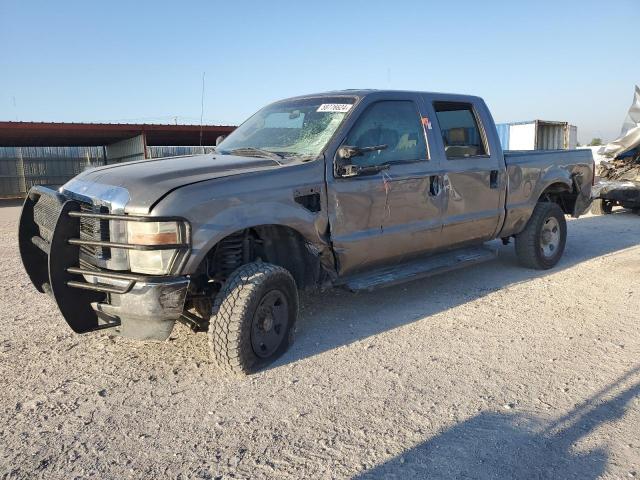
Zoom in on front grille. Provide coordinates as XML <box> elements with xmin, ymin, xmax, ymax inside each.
<box><xmin>32</xmin><ymin>197</ymin><xmax>112</xmax><ymax>263</ymax></box>
<box><xmin>33</xmin><ymin>193</ymin><xmax>63</xmax><ymax>243</ymax></box>
<box><xmin>79</xmin><ymin>203</ymin><xmax>111</xmax><ymax>261</ymax></box>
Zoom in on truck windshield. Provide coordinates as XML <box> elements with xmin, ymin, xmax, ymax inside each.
<box><xmin>217</xmin><ymin>96</ymin><xmax>357</xmax><ymax>161</ymax></box>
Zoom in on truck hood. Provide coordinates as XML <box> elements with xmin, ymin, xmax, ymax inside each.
<box><xmin>61</xmin><ymin>153</ymin><xmax>281</xmax><ymax>214</ymax></box>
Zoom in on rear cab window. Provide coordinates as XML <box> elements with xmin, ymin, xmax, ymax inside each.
<box><xmin>433</xmin><ymin>101</ymin><xmax>488</xmax><ymax>159</ymax></box>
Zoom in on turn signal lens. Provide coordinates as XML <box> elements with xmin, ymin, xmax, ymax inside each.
<box><xmin>127</xmin><ymin>221</ymin><xmax>180</xmax><ymax>245</ymax></box>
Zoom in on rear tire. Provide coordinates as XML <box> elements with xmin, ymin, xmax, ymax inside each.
<box><xmin>591</xmin><ymin>199</ymin><xmax>613</xmax><ymax>215</ymax></box>
<box><xmin>591</xmin><ymin>199</ymin><xmax>604</xmax><ymax>215</ymax></box>
<box><xmin>208</xmin><ymin>262</ymin><xmax>298</xmax><ymax>375</ymax></box>
<box><xmin>515</xmin><ymin>202</ymin><xmax>567</xmax><ymax>270</ymax></box>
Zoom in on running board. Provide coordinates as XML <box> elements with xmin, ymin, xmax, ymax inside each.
<box><xmin>339</xmin><ymin>245</ymin><xmax>498</xmax><ymax>292</ymax></box>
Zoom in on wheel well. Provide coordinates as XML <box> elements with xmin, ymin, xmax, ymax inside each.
<box><xmin>538</xmin><ymin>182</ymin><xmax>576</xmax><ymax>214</ymax></box>
<box><xmin>197</xmin><ymin>225</ymin><xmax>326</xmax><ymax>290</ymax></box>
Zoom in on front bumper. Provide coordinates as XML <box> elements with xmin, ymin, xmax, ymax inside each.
<box><xmin>19</xmin><ymin>186</ymin><xmax>190</xmax><ymax>340</ymax></box>
<box><xmin>95</xmin><ymin>277</ymin><xmax>189</xmax><ymax>340</ymax></box>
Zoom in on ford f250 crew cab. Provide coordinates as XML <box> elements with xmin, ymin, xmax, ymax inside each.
<box><xmin>19</xmin><ymin>90</ymin><xmax>594</xmax><ymax>374</ymax></box>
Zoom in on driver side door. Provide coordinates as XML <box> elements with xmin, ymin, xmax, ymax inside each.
<box><xmin>326</xmin><ymin>95</ymin><xmax>445</xmax><ymax>276</ymax></box>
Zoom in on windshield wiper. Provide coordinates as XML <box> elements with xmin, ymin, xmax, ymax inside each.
<box><xmin>276</xmin><ymin>152</ymin><xmax>317</xmax><ymax>163</ymax></box>
<box><xmin>227</xmin><ymin>147</ymin><xmax>284</xmax><ymax>164</ymax></box>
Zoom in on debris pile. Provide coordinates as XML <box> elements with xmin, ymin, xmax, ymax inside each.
<box><xmin>597</xmin><ymin>85</ymin><xmax>640</xmax><ymax>183</ymax></box>
<box><xmin>598</xmin><ymin>150</ymin><xmax>640</xmax><ymax>182</ymax></box>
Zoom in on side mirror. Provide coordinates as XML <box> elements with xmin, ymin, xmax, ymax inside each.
<box><xmin>338</xmin><ymin>144</ymin><xmax>388</xmax><ymax>160</ymax></box>
<box><xmin>215</xmin><ymin>135</ymin><xmax>226</xmax><ymax>146</ymax></box>
<box><xmin>335</xmin><ymin>144</ymin><xmax>390</xmax><ymax>178</ymax></box>
<box><xmin>337</xmin><ymin>145</ymin><xmax>361</xmax><ymax>160</ymax></box>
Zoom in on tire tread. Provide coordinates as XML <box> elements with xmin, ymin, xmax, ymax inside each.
<box><xmin>207</xmin><ymin>262</ymin><xmax>297</xmax><ymax>375</ymax></box>
<box><xmin>515</xmin><ymin>202</ymin><xmax>566</xmax><ymax>270</ymax></box>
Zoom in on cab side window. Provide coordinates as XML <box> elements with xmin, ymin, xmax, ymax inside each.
<box><xmin>344</xmin><ymin>101</ymin><xmax>427</xmax><ymax>167</ymax></box>
<box><xmin>433</xmin><ymin>102</ymin><xmax>487</xmax><ymax>159</ymax></box>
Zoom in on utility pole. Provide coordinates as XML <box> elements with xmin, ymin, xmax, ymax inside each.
<box><xmin>199</xmin><ymin>72</ymin><xmax>205</xmax><ymax>149</ymax></box>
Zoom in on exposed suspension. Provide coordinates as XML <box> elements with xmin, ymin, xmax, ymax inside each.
<box><xmin>211</xmin><ymin>230</ymin><xmax>251</xmax><ymax>280</ymax></box>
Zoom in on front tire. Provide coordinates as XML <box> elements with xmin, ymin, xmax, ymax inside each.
<box><xmin>208</xmin><ymin>262</ymin><xmax>298</xmax><ymax>375</ymax></box>
<box><xmin>515</xmin><ymin>202</ymin><xmax>567</xmax><ymax>270</ymax></box>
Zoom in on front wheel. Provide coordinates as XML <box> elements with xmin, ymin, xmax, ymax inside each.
<box><xmin>208</xmin><ymin>262</ymin><xmax>298</xmax><ymax>375</ymax></box>
<box><xmin>515</xmin><ymin>202</ymin><xmax>567</xmax><ymax>270</ymax></box>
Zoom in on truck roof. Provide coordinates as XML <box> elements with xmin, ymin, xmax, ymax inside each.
<box><xmin>277</xmin><ymin>89</ymin><xmax>485</xmax><ymax>104</ymax></box>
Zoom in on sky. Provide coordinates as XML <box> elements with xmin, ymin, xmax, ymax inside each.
<box><xmin>0</xmin><ymin>0</ymin><xmax>638</xmax><ymax>144</ymax></box>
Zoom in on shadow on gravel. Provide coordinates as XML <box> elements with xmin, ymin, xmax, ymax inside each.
<box><xmin>277</xmin><ymin>211</ymin><xmax>640</xmax><ymax>369</ymax></box>
<box><xmin>356</xmin><ymin>366</ymin><xmax>640</xmax><ymax>479</ymax></box>
<box><xmin>0</xmin><ymin>198</ymin><xmax>24</xmax><ymax>207</ymax></box>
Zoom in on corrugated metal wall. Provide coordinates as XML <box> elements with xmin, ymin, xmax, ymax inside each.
<box><xmin>568</xmin><ymin>125</ymin><xmax>578</xmax><ymax>149</ymax></box>
<box><xmin>105</xmin><ymin>135</ymin><xmax>146</xmax><ymax>164</ymax></box>
<box><xmin>146</xmin><ymin>146</ymin><xmax>215</xmax><ymax>158</ymax></box>
<box><xmin>0</xmin><ymin>148</ymin><xmax>22</xmax><ymax>198</ymax></box>
<box><xmin>0</xmin><ymin>146</ymin><xmax>106</xmax><ymax>197</ymax></box>
<box><xmin>0</xmin><ymin>145</ymin><xmax>218</xmax><ymax>197</ymax></box>
<box><xmin>536</xmin><ymin>122</ymin><xmax>566</xmax><ymax>150</ymax></box>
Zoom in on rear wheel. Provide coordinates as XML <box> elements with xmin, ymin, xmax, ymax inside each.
<box><xmin>515</xmin><ymin>202</ymin><xmax>567</xmax><ymax>270</ymax></box>
<box><xmin>208</xmin><ymin>262</ymin><xmax>298</xmax><ymax>375</ymax></box>
<box><xmin>602</xmin><ymin>201</ymin><xmax>613</xmax><ymax>214</ymax></box>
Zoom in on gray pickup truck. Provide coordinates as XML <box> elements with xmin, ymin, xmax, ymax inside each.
<box><xmin>19</xmin><ymin>90</ymin><xmax>594</xmax><ymax>374</ymax></box>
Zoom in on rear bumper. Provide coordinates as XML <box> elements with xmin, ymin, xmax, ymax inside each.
<box><xmin>19</xmin><ymin>186</ymin><xmax>190</xmax><ymax>340</ymax></box>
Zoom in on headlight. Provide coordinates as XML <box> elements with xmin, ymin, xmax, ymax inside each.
<box><xmin>127</xmin><ymin>221</ymin><xmax>186</xmax><ymax>275</ymax></box>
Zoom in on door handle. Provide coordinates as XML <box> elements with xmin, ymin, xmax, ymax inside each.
<box><xmin>490</xmin><ymin>170</ymin><xmax>499</xmax><ymax>189</ymax></box>
<box><xmin>429</xmin><ymin>175</ymin><xmax>441</xmax><ymax>196</ymax></box>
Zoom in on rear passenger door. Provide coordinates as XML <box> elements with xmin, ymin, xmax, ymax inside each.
<box><xmin>428</xmin><ymin>99</ymin><xmax>504</xmax><ymax>246</ymax></box>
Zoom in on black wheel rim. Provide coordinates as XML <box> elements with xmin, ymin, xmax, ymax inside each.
<box><xmin>250</xmin><ymin>289</ymin><xmax>289</xmax><ymax>359</ymax></box>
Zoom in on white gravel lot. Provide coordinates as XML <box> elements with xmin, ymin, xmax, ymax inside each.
<box><xmin>1</xmin><ymin>201</ymin><xmax>639</xmax><ymax>480</ymax></box>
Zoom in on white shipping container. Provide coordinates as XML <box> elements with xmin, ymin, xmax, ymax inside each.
<box><xmin>569</xmin><ymin>125</ymin><xmax>578</xmax><ymax>149</ymax></box>
<box><xmin>497</xmin><ymin>120</ymin><xmax>577</xmax><ymax>150</ymax></box>
<box><xmin>508</xmin><ymin>123</ymin><xmax>537</xmax><ymax>150</ymax></box>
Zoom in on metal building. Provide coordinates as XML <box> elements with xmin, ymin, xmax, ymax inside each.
<box><xmin>0</xmin><ymin>122</ymin><xmax>235</xmax><ymax>197</ymax></box>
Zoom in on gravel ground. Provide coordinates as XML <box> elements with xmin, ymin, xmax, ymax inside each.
<box><xmin>1</xmin><ymin>201</ymin><xmax>639</xmax><ymax>479</ymax></box>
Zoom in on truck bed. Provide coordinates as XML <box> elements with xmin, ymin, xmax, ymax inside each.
<box><xmin>498</xmin><ymin>149</ymin><xmax>594</xmax><ymax>237</ymax></box>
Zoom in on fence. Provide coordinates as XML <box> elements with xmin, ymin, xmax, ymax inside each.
<box><xmin>0</xmin><ymin>146</ymin><xmax>106</xmax><ymax>197</ymax></box>
<box><xmin>0</xmin><ymin>145</ymin><xmax>215</xmax><ymax>197</ymax></box>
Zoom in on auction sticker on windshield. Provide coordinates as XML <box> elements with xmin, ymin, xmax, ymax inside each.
<box><xmin>317</xmin><ymin>104</ymin><xmax>352</xmax><ymax>113</ymax></box>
